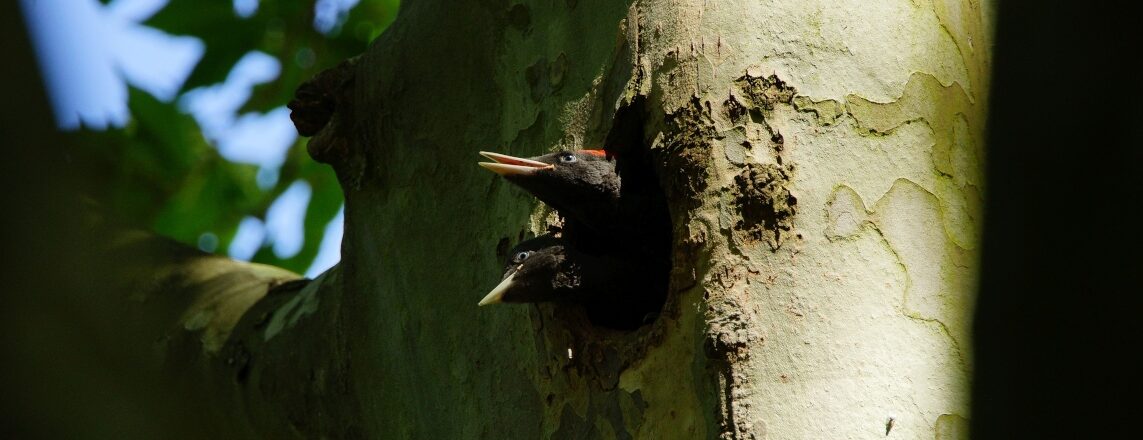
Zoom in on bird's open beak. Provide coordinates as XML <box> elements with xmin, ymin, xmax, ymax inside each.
<box><xmin>478</xmin><ymin>271</ymin><xmax>517</xmax><ymax>306</ymax></box>
<box><xmin>478</xmin><ymin>151</ymin><xmax>553</xmax><ymax>176</ymax></box>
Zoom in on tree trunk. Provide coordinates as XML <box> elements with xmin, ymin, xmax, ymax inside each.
<box><xmin>6</xmin><ymin>0</ymin><xmax>992</xmax><ymax>438</ymax></box>
<box><xmin>297</xmin><ymin>0</ymin><xmax>990</xmax><ymax>437</ymax></box>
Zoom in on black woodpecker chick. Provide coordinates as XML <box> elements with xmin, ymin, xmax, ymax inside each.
<box><xmin>478</xmin><ymin>234</ymin><xmax>620</xmax><ymax>306</ymax></box>
<box><xmin>479</xmin><ymin>150</ymin><xmax>620</xmax><ymax>237</ymax></box>
<box><xmin>478</xmin><ymin>234</ymin><xmax>664</xmax><ymax>329</ymax></box>
<box><xmin>479</xmin><ymin>148</ymin><xmax>671</xmax><ymax>259</ymax></box>
<box><xmin>477</xmin><ymin>149</ymin><xmax>671</xmax><ymax>328</ymax></box>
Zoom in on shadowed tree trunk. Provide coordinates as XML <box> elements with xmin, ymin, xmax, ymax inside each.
<box><xmin>3</xmin><ymin>0</ymin><xmax>991</xmax><ymax>438</ymax></box>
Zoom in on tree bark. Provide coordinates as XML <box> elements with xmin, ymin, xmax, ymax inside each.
<box><xmin>6</xmin><ymin>0</ymin><xmax>992</xmax><ymax>438</ymax></box>
<box><xmin>292</xmin><ymin>0</ymin><xmax>990</xmax><ymax>437</ymax></box>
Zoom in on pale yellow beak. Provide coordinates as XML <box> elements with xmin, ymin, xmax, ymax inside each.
<box><xmin>478</xmin><ymin>151</ymin><xmax>553</xmax><ymax>176</ymax></box>
<box><xmin>478</xmin><ymin>271</ymin><xmax>517</xmax><ymax>306</ymax></box>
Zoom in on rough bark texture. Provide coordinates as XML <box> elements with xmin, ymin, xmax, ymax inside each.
<box><xmin>272</xmin><ymin>0</ymin><xmax>990</xmax><ymax>437</ymax></box>
<box><xmin>4</xmin><ymin>0</ymin><xmax>990</xmax><ymax>438</ymax></box>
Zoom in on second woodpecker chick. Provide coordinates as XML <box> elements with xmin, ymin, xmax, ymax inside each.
<box><xmin>479</xmin><ymin>234</ymin><xmax>665</xmax><ymax>330</ymax></box>
<box><xmin>478</xmin><ymin>234</ymin><xmax>622</xmax><ymax>306</ymax></box>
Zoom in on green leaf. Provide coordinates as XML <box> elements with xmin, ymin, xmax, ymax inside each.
<box><xmin>147</xmin><ymin>1</ymin><xmax>268</xmax><ymax>91</ymax></box>
<box><xmin>73</xmin><ymin>0</ymin><xmax>396</xmax><ymax>272</ymax></box>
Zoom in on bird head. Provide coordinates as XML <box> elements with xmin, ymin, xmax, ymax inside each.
<box><xmin>478</xmin><ymin>150</ymin><xmax>620</xmax><ymax>218</ymax></box>
<box><xmin>478</xmin><ymin>235</ymin><xmax>590</xmax><ymax>306</ymax></box>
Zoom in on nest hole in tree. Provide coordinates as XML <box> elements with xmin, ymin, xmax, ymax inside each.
<box><xmin>569</xmin><ymin>97</ymin><xmax>671</xmax><ymax>331</ymax></box>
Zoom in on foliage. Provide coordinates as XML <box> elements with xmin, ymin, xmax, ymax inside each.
<box><xmin>68</xmin><ymin>0</ymin><xmax>398</xmax><ymax>274</ymax></box>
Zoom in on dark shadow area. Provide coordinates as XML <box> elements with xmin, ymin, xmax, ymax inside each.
<box><xmin>973</xmin><ymin>1</ymin><xmax>1142</xmax><ymax>438</ymax></box>
<box><xmin>1</xmin><ymin>5</ymin><xmax>201</xmax><ymax>438</ymax></box>
<box><xmin>575</xmin><ymin>97</ymin><xmax>671</xmax><ymax>331</ymax></box>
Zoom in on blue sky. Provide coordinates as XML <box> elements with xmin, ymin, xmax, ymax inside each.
<box><xmin>21</xmin><ymin>0</ymin><xmax>350</xmax><ymax>277</ymax></box>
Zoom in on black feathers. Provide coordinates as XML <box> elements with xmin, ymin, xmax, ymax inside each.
<box><xmin>478</xmin><ymin>148</ymin><xmax>670</xmax><ymax>330</ymax></box>
<box><xmin>480</xmin><ymin>234</ymin><xmax>625</xmax><ymax>305</ymax></box>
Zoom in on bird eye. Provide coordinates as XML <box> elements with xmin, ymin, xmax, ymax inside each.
<box><xmin>511</xmin><ymin>251</ymin><xmax>531</xmax><ymax>263</ymax></box>
<box><xmin>558</xmin><ymin>152</ymin><xmax>577</xmax><ymax>164</ymax></box>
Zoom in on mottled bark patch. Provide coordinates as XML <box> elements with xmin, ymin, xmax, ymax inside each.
<box><xmin>703</xmin><ymin>308</ymin><xmax>760</xmax><ymax>362</ymax></box>
<box><xmin>726</xmin><ymin>73</ymin><xmax>795</xmax><ymax>159</ymax></box>
<box><xmin>733</xmin><ymin>73</ymin><xmax>795</xmax><ymax>111</ymax></box>
<box><xmin>724</xmin><ymin>93</ymin><xmax>749</xmax><ymax>123</ymax></box>
<box><xmin>551</xmin><ymin>389</ymin><xmax>647</xmax><ymax>439</ymax></box>
<box><xmin>525</xmin><ymin>55</ymin><xmax>567</xmax><ymax>102</ymax></box>
<box><xmin>657</xmin><ymin>96</ymin><xmax>715</xmax><ymax>206</ymax></box>
<box><xmin>792</xmin><ymin>96</ymin><xmax>844</xmax><ymax>126</ymax></box>
<box><xmin>732</xmin><ymin>163</ymin><xmax>797</xmax><ymax>250</ymax></box>
<box><xmin>702</xmin><ymin>300</ymin><xmax>764</xmax><ymax>440</ymax></box>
